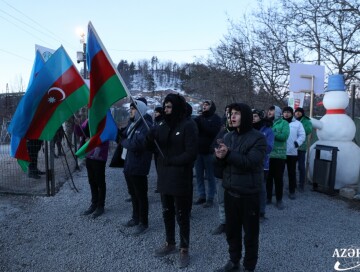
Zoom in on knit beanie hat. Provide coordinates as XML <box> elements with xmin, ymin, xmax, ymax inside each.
<box><xmin>294</xmin><ymin>107</ymin><xmax>304</xmax><ymax>116</ymax></box>
<box><xmin>282</xmin><ymin>106</ymin><xmax>294</xmax><ymax>115</ymax></box>
<box><xmin>154</xmin><ymin>106</ymin><xmax>163</xmax><ymax>114</ymax></box>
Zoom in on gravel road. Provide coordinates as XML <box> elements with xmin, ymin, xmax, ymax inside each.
<box><xmin>1</xmin><ymin>161</ymin><xmax>359</xmax><ymax>272</ymax></box>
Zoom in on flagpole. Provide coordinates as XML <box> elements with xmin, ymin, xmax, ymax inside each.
<box><xmin>88</xmin><ymin>21</ymin><xmax>165</xmax><ymax>158</ymax></box>
<box><xmin>129</xmin><ymin>96</ymin><xmax>165</xmax><ymax>158</ymax></box>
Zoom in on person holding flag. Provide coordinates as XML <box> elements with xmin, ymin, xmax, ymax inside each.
<box><xmin>121</xmin><ymin>99</ymin><xmax>153</xmax><ymax>235</ymax></box>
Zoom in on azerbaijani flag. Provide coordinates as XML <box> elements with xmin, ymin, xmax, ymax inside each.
<box><xmin>78</xmin><ymin>110</ymin><xmax>118</xmax><ymax>155</ymax></box>
<box><xmin>75</xmin><ymin>21</ymin><xmax>129</xmax><ymax>158</ymax></box>
<box><xmin>8</xmin><ymin>46</ymin><xmax>89</xmax><ymax>171</ymax></box>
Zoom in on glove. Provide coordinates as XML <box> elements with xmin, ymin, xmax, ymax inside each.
<box><xmin>294</xmin><ymin>141</ymin><xmax>299</xmax><ymax>148</ymax></box>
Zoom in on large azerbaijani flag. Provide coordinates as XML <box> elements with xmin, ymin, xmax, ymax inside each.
<box><xmin>75</xmin><ymin>21</ymin><xmax>130</xmax><ymax>158</ymax></box>
<box><xmin>8</xmin><ymin>46</ymin><xmax>89</xmax><ymax>171</ymax></box>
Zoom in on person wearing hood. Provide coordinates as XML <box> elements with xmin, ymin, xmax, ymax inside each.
<box><xmin>267</xmin><ymin>105</ymin><xmax>282</xmax><ymax>120</ymax></box>
<box><xmin>146</xmin><ymin>93</ymin><xmax>198</xmax><ymax>268</ymax></box>
<box><xmin>252</xmin><ymin>109</ymin><xmax>274</xmax><ymax>222</ymax></box>
<box><xmin>120</xmin><ymin>99</ymin><xmax>153</xmax><ymax>236</ymax></box>
<box><xmin>214</xmin><ymin>103</ymin><xmax>266</xmax><ymax>272</ymax></box>
<box><xmin>194</xmin><ymin>100</ymin><xmax>222</xmax><ymax>207</ymax></box>
<box><xmin>266</xmin><ymin>105</ymin><xmax>290</xmax><ymax>210</ymax></box>
<box><xmin>283</xmin><ymin>107</ymin><xmax>305</xmax><ymax>200</ymax></box>
<box><xmin>294</xmin><ymin>107</ymin><xmax>313</xmax><ymax>192</ymax></box>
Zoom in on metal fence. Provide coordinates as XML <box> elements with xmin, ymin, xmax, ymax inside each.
<box><xmin>0</xmin><ymin>134</ymin><xmax>83</xmax><ymax>196</ymax></box>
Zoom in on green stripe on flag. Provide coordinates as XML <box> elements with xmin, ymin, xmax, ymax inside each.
<box><xmin>40</xmin><ymin>85</ymin><xmax>89</xmax><ymax>140</ymax></box>
<box><xmin>89</xmin><ymin>75</ymin><xmax>127</xmax><ymax>135</ymax></box>
<box><xmin>75</xmin><ymin>140</ymin><xmax>89</xmax><ymax>159</ymax></box>
<box><xmin>18</xmin><ymin>159</ymin><xmax>30</xmax><ymax>173</ymax></box>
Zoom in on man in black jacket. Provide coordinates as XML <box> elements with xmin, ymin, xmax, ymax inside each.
<box><xmin>214</xmin><ymin>103</ymin><xmax>266</xmax><ymax>272</ymax></box>
<box><xmin>146</xmin><ymin>93</ymin><xmax>198</xmax><ymax>269</ymax></box>
<box><xmin>194</xmin><ymin>100</ymin><xmax>221</xmax><ymax>207</ymax></box>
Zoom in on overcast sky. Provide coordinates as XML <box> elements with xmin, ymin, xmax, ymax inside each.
<box><xmin>0</xmin><ymin>0</ymin><xmax>260</xmax><ymax>93</ymax></box>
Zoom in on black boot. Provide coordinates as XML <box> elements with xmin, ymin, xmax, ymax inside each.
<box><xmin>92</xmin><ymin>207</ymin><xmax>104</xmax><ymax>218</ymax></box>
<box><xmin>81</xmin><ymin>204</ymin><xmax>97</xmax><ymax>215</ymax></box>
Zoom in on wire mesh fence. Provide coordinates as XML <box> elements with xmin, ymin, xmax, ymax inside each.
<box><xmin>0</xmin><ymin>104</ymin><xmax>128</xmax><ymax>197</ymax></box>
<box><xmin>0</xmin><ymin>134</ymin><xmax>82</xmax><ymax>196</ymax></box>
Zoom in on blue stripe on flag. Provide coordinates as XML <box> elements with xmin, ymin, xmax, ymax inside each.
<box><xmin>99</xmin><ymin>110</ymin><xmax>118</xmax><ymax>142</ymax></box>
<box><xmin>86</xmin><ymin>23</ymin><xmax>102</xmax><ymax>73</ymax></box>
<box><xmin>8</xmin><ymin>46</ymin><xmax>72</xmax><ymax>137</ymax></box>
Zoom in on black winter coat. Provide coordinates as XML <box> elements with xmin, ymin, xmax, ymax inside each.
<box><xmin>121</xmin><ymin>118</ymin><xmax>153</xmax><ymax>176</ymax></box>
<box><xmin>216</xmin><ymin>129</ymin><xmax>267</xmax><ymax>195</ymax></box>
<box><xmin>194</xmin><ymin>113</ymin><xmax>221</xmax><ymax>154</ymax></box>
<box><xmin>148</xmin><ymin>118</ymin><xmax>198</xmax><ymax>196</ymax></box>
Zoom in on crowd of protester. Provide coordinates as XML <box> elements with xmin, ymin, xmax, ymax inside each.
<box><xmin>76</xmin><ymin>94</ymin><xmax>312</xmax><ymax>272</ymax></box>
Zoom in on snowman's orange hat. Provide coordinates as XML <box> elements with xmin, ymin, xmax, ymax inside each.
<box><xmin>326</xmin><ymin>74</ymin><xmax>346</xmax><ymax>92</ymax></box>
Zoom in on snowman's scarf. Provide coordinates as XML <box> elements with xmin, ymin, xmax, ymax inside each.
<box><xmin>326</xmin><ymin>109</ymin><xmax>346</xmax><ymax>114</ymax></box>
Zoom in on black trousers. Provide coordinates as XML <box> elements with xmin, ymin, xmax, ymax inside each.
<box><xmin>125</xmin><ymin>174</ymin><xmax>149</xmax><ymax>226</ymax></box>
<box><xmin>86</xmin><ymin>158</ymin><xmax>106</xmax><ymax>208</ymax></box>
<box><xmin>161</xmin><ymin>193</ymin><xmax>192</xmax><ymax>249</ymax></box>
<box><xmin>286</xmin><ymin>155</ymin><xmax>298</xmax><ymax>194</ymax></box>
<box><xmin>27</xmin><ymin>139</ymin><xmax>43</xmax><ymax>173</ymax></box>
<box><xmin>224</xmin><ymin>191</ymin><xmax>260</xmax><ymax>271</ymax></box>
<box><xmin>267</xmin><ymin>158</ymin><xmax>286</xmax><ymax>202</ymax></box>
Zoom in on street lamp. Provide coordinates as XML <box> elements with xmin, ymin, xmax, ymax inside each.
<box><xmin>76</xmin><ymin>33</ymin><xmax>87</xmax><ymax>79</ymax></box>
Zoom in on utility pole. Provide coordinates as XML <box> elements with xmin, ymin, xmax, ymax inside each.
<box><xmin>77</xmin><ymin>33</ymin><xmax>87</xmax><ymax>79</ymax></box>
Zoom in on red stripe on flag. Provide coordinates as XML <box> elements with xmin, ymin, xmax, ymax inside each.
<box><xmin>15</xmin><ymin>137</ymin><xmax>30</xmax><ymax>161</ymax></box>
<box><xmin>26</xmin><ymin>66</ymin><xmax>84</xmax><ymax>139</ymax></box>
<box><xmin>89</xmin><ymin>50</ymin><xmax>115</xmax><ymax>109</ymax></box>
<box><xmin>85</xmin><ymin>117</ymin><xmax>107</xmax><ymax>153</ymax></box>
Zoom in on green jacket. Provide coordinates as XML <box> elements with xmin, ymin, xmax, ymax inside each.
<box><xmin>269</xmin><ymin>118</ymin><xmax>290</xmax><ymax>159</ymax></box>
<box><xmin>298</xmin><ymin>116</ymin><xmax>313</xmax><ymax>151</ymax></box>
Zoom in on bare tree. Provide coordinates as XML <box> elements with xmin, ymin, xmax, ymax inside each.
<box><xmin>283</xmin><ymin>0</ymin><xmax>360</xmax><ymax>82</ymax></box>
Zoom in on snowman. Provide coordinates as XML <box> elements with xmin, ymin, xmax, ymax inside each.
<box><xmin>309</xmin><ymin>74</ymin><xmax>360</xmax><ymax>189</ymax></box>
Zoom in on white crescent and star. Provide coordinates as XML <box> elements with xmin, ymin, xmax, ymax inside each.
<box><xmin>47</xmin><ymin>87</ymin><xmax>66</xmax><ymax>103</ymax></box>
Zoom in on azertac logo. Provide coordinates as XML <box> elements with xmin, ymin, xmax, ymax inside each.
<box><xmin>333</xmin><ymin>246</ymin><xmax>360</xmax><ymax>271</ymax></box>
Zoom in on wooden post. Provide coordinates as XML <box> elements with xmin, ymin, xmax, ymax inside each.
<box><xmin>300</xmin><ymin>75</ymin><xmax>315</xmax><ymax>184</ymax></box>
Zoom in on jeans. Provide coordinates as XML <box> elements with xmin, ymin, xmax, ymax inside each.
<box><xmin>86</xmin><ymin>158</ymin><xmax>106</xmax><ymax>208</ymax></box>
<box><xmin>224</xmin><ymin>191</ymin><xmax>260</xmax><ymax>271</ymax></box>
<box><xmin>260</xmin><ymin>171</ymin><xmax>268</xmax><ymax>214</ymax></box>
<box><xmin>216</xmin><ymin>179</ymin><xmax>225</xmax><ymax>224</ymax></box>
<box><xmin>161</xmin><ymin>194</ymin><xmax>192</xmax><ymax>249</ymax></box>
<box><xmin>125</xmin><ymin>174</ymin><xmax>149</xmax><ymax>226</ymax></box>
<box><xmin>195</xmin><ymin>154</ymin><xmax>217</xmax><ymax>200</ymax></box>
<box><xmin>297</xmin><ymin>150</ymin><xmax>306</xmax><ymax>187</ymax></box>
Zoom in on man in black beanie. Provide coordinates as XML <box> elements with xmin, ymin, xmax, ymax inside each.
<box><xmin>153</xmin><ymin>106</ymin><xmax>164</xmax><ymax>126</ymax></box>
<box><xmin>194</xmin><ymin>100</ymin><xmax>221</xmax><ymax>207</ymax></box>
